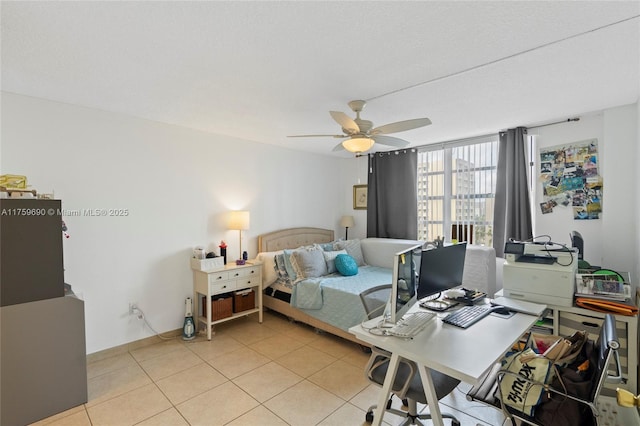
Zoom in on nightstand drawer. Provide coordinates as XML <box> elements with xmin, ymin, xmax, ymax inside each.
<box><xmin>207</xmin><ymin>271</ymin><xmax>230</xmax><ymax>284</ymax></box>
<box><xmin>210</xmin><ymin>280</ymin><xmax>236</xmax><ymax>294</ymax></box>
<box><xmin>237</xmin><ymin>276</ymin><xmax>260</xmax><ymax>288</ymax></box>
<box><xmin>237</xmin><ymin>266</ymin><xmax>260</xmax><ymax>278</ymax></box>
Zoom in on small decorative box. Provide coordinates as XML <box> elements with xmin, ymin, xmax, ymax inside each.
<box><xmin>190</xmin><ymin>257</ymin><xmax>225</xmax><ymax>272</ymax></box>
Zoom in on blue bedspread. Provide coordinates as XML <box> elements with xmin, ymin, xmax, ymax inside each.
<box><xmin>290</xmin><ymin>266</ymin><xmax>392</xmax><ymax>331</ymax></box>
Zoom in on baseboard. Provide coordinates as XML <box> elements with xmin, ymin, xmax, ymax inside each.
<box><xmin>86</xmin><ymin>328</ymin><xmax>182</xmax><ymax>363</ymax></box>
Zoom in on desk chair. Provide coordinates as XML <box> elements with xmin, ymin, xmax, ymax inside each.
<box><xmin>467</xmin><ymin>313</ymin><xmax>622</xmax><ymax>426</ymax></box>
<box><xmin>359</xmin><ymin>286</ymin><xmax>461</xmax><ymax>425</ymax></box>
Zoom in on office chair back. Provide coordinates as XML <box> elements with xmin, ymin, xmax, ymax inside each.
<box><xmin>589</xmin><ymin>313</ymin><xmax>623</xmax><ymax>402</ymax></box>
<box><xmin>359</xmin><ymin>284</ymin><xmax>392</xmax><ymax>320</ymax></box>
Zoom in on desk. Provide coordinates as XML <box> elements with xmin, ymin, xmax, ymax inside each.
<box><xmin>349</xmin><ymin>302</ymin><xmax>543</xmax><ymax>426</ymax></box>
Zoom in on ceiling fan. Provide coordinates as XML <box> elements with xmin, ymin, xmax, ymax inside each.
<box><xmin>288</xmin><ymin>100</ymin><xmax>431</xmax><ymax>154</ymax></box>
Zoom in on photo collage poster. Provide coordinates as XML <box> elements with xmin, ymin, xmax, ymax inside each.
<box><xmin>539</xmin><ymin>138</ymin><xmax>602</xmax><ymax>220</ymax></box>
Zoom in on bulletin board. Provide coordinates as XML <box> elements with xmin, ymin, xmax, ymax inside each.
<box><xmin>539</xmin><ymin>138</ymin><xmax>602</xmax><ymax>220</ymax></box>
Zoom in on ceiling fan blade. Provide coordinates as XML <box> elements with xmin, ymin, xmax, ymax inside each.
<box><xmin>371</xmin><ymin>118</ymin><xmax>432</xmax><ymax>135</ymax></box>
<box><xmin>329</xmin><ymin>111</ymin><xmax>360</xmax><ymax>134</ymax></box>
<box><xmin>371</xmin><ymin>134</ymin><xmax>411</xmax><ymax>148</ymax></box>
<box><xmin>287</xmin><ymin>134</ymin><xmax>347</xmax><ymax>138</ymax></box>
<box><xmin>332</xmin><ymin>142</ymin><xmax>346</xmax><ymax>152</ymax></box>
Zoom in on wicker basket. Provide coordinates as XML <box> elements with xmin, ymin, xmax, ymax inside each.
<box><xmin>202</xmin><ymin>294</ymin><xmax>233</xmax><ymax>320</ymax></box>
<box><xmin>234</xmin><ymin>289</ymin><xmax>255</xmax><ymax>313</ymax></box>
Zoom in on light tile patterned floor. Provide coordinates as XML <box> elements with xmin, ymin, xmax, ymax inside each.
<box><xmin>30</xmin><ymin>311</ymin><xmax>509</xmax><ymax>426</ymax></box>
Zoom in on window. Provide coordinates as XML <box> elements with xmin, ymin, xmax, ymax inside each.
<box><xmin>417</xmin><ymin>135</ymin><xmax>498</xmax><ymax>246</ymax></box>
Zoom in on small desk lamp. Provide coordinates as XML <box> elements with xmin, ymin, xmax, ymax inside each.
<box><xmin>228</xmin><ymin>210</ymin><xmax>250</xmax><ymax>260</ymax></box>
<box><xmin>340</xmin><ymin>215</ymin><xmax>354</xmax><ymax>240</ymax></box>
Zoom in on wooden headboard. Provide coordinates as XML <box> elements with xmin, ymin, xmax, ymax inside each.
<box><xmin>258</xmin><ymin>227</ymin><xmax>335</xmax><ymax>252</ymax></box>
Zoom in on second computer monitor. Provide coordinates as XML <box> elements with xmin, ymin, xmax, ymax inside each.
<box><xmin>389</xmin><ymin>244</ymin><xmax>422</xmax><ymax>324</ymax></box>
<box><xmin>418</xmin><ymin>242</ymin><xmax>467</xmax><ymax>300</ymax></box>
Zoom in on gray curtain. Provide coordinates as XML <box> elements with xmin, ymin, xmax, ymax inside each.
<box><xmin>367</xmin><ymin>150</ymin><xmax>418</xmax><ymax>239</ymax></box>
<box><xmin>493</xmin><ymin>127</ymin><xmax>533</xmax><ymax>257</ymax></box>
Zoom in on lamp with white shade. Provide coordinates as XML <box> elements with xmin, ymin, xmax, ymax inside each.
<box><xmin>340</xmin><ymin>215</ymin><xmax>355</xmax><ymax>240</ymax></box>
<box><xmin>227</xmin><ymin>210</ymin><xmax>250</xmax><ymax>260</ymax></box>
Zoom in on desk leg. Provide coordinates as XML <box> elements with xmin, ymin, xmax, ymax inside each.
<box><xmin>417</xmin><ymin>364</ymin><xmax>445</xmax><ymax>426</ymax></box>
<box><xmin>372</xmin><ymin>352</ymin><xmax>401</xmax><ymax>426</ymax></box>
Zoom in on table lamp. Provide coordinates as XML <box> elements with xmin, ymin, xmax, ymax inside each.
<box><xmin>228</xmin><ymin>210</ymin><xmax>250</xmax><ymax>260</ymax></box>
<box><xmin>340</xmin><ymin>215</ymin><xmax>354</xmax><ymax>240</ymax></box>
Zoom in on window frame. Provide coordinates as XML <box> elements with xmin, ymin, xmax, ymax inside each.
<box><xmin>417</xmin><ymin>134</ymin><xmax>499</xmax><ymax>245</ymax></box>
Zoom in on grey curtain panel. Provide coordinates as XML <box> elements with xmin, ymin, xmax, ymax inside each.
<box><xmin>367</xmin><ymin>150</ymin><xmax>418</xmax><ymax>239</ymax></box>
<box><xmin>493</xmin><ymin>127</ymin><xmax>533</xmax><ymax>257</ymax></box>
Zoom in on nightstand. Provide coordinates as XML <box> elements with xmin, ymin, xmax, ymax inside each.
<box><xmin>192</xmin><ymin>261</ymin><xmax>262</xmax><ymax>340</ymax></box>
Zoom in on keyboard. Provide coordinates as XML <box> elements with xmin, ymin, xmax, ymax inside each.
<box><xmin>442</xmin><ymin>305</ymin><xmax>493</xmax><ymax>329</ymax></box>
<box><xmin>387</xmin><ymin>312</ymin><xmax>435</xmax><ymax>338</ymax></box>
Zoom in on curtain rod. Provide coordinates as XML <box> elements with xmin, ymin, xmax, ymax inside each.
<box><xmin>527</xmin><ymin>117</ymin><xmax>580</xmax><ymax>130</ymax></box>
<box><xmin>354</xmin><ymin>116</ymin><xmax>581</xmax><ymax>157</ymax></box>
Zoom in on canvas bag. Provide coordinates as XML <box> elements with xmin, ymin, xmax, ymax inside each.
<box><xmin>499</xmin><ymin>331</ymin><xmax>589</xmax><ymax>416</ymax></box>
<box><xmin>498</xmin><ymin>348</ymin><xmax>553</xmax><ymax>415</ymax></box>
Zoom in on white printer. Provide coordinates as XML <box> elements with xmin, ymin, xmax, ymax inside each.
<box><xmin>502</xmin><ymin>242</ymin><xmax>578</xmax><ymax>307</ymax></box>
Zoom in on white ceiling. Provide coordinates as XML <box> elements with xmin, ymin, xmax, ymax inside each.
<box><xmin>2</xmin><ymin>1</ymin><xmax>639</xmax><ymax>156</ymax></box>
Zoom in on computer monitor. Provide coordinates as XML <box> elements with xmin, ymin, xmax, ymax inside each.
<box><xmin>386</xmin><ymin>244</ymin><xmax>422</xmax><ymax>324</ymax></box>
<box><xmin>570</xmin><ymin>230</ymin><xmax>584</xmax><ymax>260</ymax></box>
<box><xmin>417</xmin><ymin>242</ymin><xmax>467</xmax><ymax>300</ymax></box>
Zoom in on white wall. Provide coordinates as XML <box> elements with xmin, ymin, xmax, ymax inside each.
<box><xmin>1</xmin><ymin>92</ymin><xmax>351</xmax><ymax>354</ymax></box>
<box><xmin>531</xmin><ymin>102</ymin><xmax>638</xmax><ymax>274</ymax></box>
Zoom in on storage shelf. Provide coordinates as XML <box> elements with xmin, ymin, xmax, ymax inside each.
<box><xmin>196</xmin><ymin>307</ymin><xmax>260</xmax><ymax>326</ymax></box>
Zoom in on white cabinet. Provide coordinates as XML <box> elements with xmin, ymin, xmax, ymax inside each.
<box><xmin>192</xmin><ymin>262</ymin><xmax>262</xmax><ymax>340</ymax></box>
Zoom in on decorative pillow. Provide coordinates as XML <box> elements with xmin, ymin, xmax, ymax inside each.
<box><xmin>334</xmin><ymin>254</ymin><xmax>358</xmax><ymax>276</ymax></box>
<box><xmin>322</xmin><ymin>249</ymin><xmax>348</xmax><ymax>274</ymax></box>
<box><xmin>319</xmin><ymin>242</ymin><xmax>334</xmax><ymax>251</ymax></box>
<box><xmin>274</xmin><ymin>254</ymin><xmax>290</xmax><ymax>281</ymax></box>
<box><xmin>255</xmin><ymin>250</ymin><xmax>283</xmax><ymax>286</ymax></box>
<box><xmin>290</xmin><ymin>246</ymin><xmax>328</xmax><ymax>281</ymax></box>
<box><xmin>282</xmin><ymin>249</ymin><xmax>298</xmax><ymax>281</ymax></box>
<box><xmin>334</xmin><ymin>239</ymin><xmax>366</xmax><ymax>266</ymax></box>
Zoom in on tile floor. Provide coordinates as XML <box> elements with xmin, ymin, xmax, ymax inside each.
<box><xmin>31</xmin><ymin>311</ymin><xmax>510</xmax><ymax>426</ymax></box>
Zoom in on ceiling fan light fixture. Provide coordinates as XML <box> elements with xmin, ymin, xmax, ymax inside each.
<box><xmin>342</xmin><ymin>137</ymin><xmax>374</xmax><ymax>153</ymax></box>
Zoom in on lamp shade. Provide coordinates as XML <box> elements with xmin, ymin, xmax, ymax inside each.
<box><xmin>340</xmin><ymin>215</ymin><xmax>355</xmax><ymax>228</ymax></box>
<box><xmin>228</xmin><ymin>210</ymin><xmax>250</xmax><ymax>230</ymax></box>
<box><xmin>342</xmin><ymin>137</ymin><xmax>374</xmax><ymax>153</ymax></box>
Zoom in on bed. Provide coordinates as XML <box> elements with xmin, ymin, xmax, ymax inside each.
<box><xmin>256</xmin><ymin>227</ymin><xmax>417</xmax><ymax>344</ymax></box>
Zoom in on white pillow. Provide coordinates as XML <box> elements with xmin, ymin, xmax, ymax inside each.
<box><xmin>323</xmin><ymin>249</ymin><xmax>348</xmax><ymax>274</ymax></box>
<box><xmin>255</xmin><ymin>250</ymin><xmax>283</xmax><ymax>286</ymax></box>
<box><xmin>334</xmin><ymin>239</ymin><xmax>366</xmax><ymax>266</ymax></box>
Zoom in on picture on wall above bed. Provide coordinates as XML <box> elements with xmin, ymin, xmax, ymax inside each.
<box><xmin>539</xmin><ymin>138</ymin><xmax>602</xmax><ymax>220</ymax></box>
<box><xmin>353</xmin><ymin>184</ymin><xmax>367</xmax><ymax>210</ymax></box>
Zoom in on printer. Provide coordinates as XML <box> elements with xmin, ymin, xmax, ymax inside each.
<box><xmin>502</xmin><ymin>242</ymin><xmax>578</xmax><ymax>307</ymax></box>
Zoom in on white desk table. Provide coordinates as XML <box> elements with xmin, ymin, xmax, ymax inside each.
<box><xmin>349</xmin><ymin>303</ymin><xmax>544</xmax><ymax>426</ymax></box>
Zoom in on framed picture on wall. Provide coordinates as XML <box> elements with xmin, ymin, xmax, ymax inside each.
<box><xmin>353</xmin><ymin>185</ymin><xmax>368</xmax><ymax>210</ymax></box>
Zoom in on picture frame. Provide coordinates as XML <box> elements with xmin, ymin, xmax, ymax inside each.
<box><xmin>353</xmin><ymin>184</ymin><xmax>368</xmax><ymax>210</ymax></box>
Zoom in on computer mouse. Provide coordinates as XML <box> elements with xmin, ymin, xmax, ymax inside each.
<box><xmin>492</xmin><ymin>306</ymin><xmax>511</xmax><ymax>315</ymax></box>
